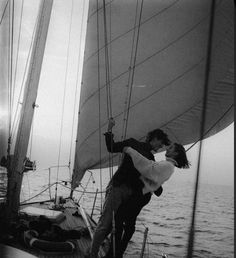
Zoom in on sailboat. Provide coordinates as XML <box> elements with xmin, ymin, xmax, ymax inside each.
<box><xmin>0</xmin><ymin>0</ymin><xmax>234</xmax><ymax>257</ymax></box>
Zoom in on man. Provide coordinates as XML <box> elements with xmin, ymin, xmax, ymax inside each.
<box><xmin>88</xmin><ymin>118</ymin><xmax>170</xmax><ymax>258</ymax></box>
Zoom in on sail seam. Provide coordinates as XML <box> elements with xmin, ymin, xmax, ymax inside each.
<box><xmin>85</xmin><ymin>0</ymin><xmax>180</xmax><ymax>63</ymax></box>
<box><xmin>80</xmin><ymin>12</ymin><xmax>212</xmax><ymax>109</ymax></box>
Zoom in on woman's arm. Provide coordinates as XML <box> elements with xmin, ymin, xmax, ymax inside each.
<box><xmin>124</xmin><ymin>147</ymin><xmax>158</xmax><ymax>180</ymax></box>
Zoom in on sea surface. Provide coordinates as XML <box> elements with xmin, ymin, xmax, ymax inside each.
<box><xmin>1</xmin><ymin>167</ymin><xmax>234</xmax><ymax>258</ymax></box>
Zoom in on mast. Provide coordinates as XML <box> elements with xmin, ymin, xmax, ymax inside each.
<box><xmin>6</xmin><ymin>0</ymin><xmax>53</xmax><ymax>220</ymax></box>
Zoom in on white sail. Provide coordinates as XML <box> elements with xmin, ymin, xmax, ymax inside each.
<box><xmin>72</xmin><ymin>0</ymin><xmax>234</xmax><ymax>188</ymax></box>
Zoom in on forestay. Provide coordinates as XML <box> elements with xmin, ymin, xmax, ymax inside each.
<box><xmin>72</xmin><ymin>0</ymin><xmax>234</xmax><ymax>188</ymax></box>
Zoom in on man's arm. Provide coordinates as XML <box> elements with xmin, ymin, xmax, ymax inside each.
<box><xmin>104</xmin><ymin>132</ymin><xmax>135</xmax><ymax>153</ymax></box>
<box><xmin>104</xmin><ymin>118</ymin><xmax>134</xmax><ymax>153</ymax></box>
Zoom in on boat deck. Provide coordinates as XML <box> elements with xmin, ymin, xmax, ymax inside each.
<box><xmin>9</xmin><ymin>199</ymin><xmax>106</xmax><ymax>258</ymax></box>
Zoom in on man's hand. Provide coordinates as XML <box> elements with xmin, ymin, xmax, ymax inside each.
<box><xmin>107</xmin><ymin>118</ymin><xmax>115</xmax><ymax>132</ymax></box>
<box><xmin>123</xmin><ymin>146</ymin><xmax>128</xmax><ymax>153</ymax></box>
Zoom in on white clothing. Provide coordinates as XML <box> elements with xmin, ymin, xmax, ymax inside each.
<box><xmin>125</xmin><ymin>147</ymin><xmax>175</xmax><ymax>194</ymax></box>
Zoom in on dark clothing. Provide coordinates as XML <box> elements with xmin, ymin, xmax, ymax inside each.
<box><xmin>104</xmin><ymin>132</ymin><xmax>154</xmax><ymax>192</ymax></box>
<box><xmin>104</xmin><ymin>132</ymin><xmax>163</xmax><ymax>257</ymax></box>
<box><xmin>104</xmin><ymin>132</ymin><xmax>163</xmax><ymax>196</ymax></box>
<box><xmin>105</xmin><ymin>192</ymin><xmax>152</xmax><ymax>258</ymax></box>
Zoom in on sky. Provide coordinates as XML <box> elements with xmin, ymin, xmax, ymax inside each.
<box><xmin>166</xmin><ymin>123</ymin><xmax>234</xmax><ymax>186</ymax></box>
<box><xmin>0</xmin><ymin>0</ymin><xmax>234</xmax><ymax>187</ymax></box>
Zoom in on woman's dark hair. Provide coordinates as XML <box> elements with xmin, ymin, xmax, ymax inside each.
<box><xmin>174</xmin><ymin>143</ymin><xmax>190</xmax><ymax>169</ymax></box>
<box><xmin>146</xmin><ymin>129</ymin><xmax>170</xmax><ymax>145</ymax></box>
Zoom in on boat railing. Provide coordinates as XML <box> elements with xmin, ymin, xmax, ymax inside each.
<box><xmin>20</xmin><ymin>165</ymin><xmax>105</xmax><ymax>213</ymax></box>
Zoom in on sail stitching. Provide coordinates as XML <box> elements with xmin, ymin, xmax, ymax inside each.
<box><xmin>86</xmin><ymin>0</ymin><xmax>223</xmax><ymax>63</ymax></box>
<box><xmin>77</xmin><ymin>82</ymin><xmax>232</xmax><ymax>153</ymax></box>
<box><xmin>85</xmin><ymin>0</ymin><xmax>180</xmax><ymax>63</ymax></box>
<box><xmin>80</xmin><ymin>12</ymin><xmax>212</xmax><ymax>109</ymax></box>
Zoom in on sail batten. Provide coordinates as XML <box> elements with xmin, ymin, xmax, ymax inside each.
<box><xmin>72</xmin><ymin>0</ymin><xmax>234</xmax><ymax>188</ymax></box>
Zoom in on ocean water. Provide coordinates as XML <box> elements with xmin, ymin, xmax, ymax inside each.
<box><xmin>17</xmin><ymin>168</ymin><xmax>234</xmax><ymax>257</ymax></box>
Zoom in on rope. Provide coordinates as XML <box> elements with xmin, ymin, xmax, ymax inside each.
<box><xmin>121</xmin><ymin>0</ymin><xmax>144</xmax><ymax>141</ymax></box>
<box><xmin>96</xmin><ymin>0</ymin><xmax>103</xmax><ymax>212</ymax></box>
<box><xmin>102</xmin><ymin>0</ymin><xmax>112</xmax><ymax>119</ymax></box>
<box><xmin>102</xmin><ymin>1</ymin><xmax>116</xmax><ymax>256</ymax></box>
<box><xmin>120</xmin><ymin>0</ymin><xmax>139</xmax><ymax>142</ymax></box>
<box><xmin>187</xmin><ymin>1</ymin><xmax>216</xmax><ymax>257</ymax></box>
<box><xmin>55</xmin><ymin>0</ymin><xmax>74</xmax><ymax>201</ymax></box>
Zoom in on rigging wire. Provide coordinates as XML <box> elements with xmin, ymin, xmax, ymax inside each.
<box><xmin>9</xmin><ymin>0</ymin><xmax>14</xmax><ymax>135</ymax></box>
<box><xmin>10</xmin><ymin>3</ymin><xmax>38</xmax><ymax>141</ymax></box>
<box><xmin>7</xmin><ymin>0</ymin><xmax>14</xmax><ymax>157</ymax></box>
<box><xmin>0</xmin><ymin>0</ymin><xmax>9</xmax><ymax>26</ymax></box>
<box><xmin>68</xmin><ymin>0</ymin><xmax>84</xmax><ymax>181</ymax></box>
<box><xmin>187</xmin><ymin>0</ymin><xmax>216</xmax><ymax>256</ymax></box>
<box><xmin>55</xmin><ymin>0</ymin><xmax>74</xmax><ymax>201</ymax></box>
<box><xmin>12</xmin><ymin>0</ymin><xmax>24</xmax><ymax>122</ymax></box>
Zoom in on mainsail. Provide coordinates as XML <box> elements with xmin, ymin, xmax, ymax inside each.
<box><xmin>72</xmin><ymin>0</ymin><xmax>234</xmax><ymax>188</ymax></box>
